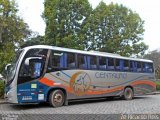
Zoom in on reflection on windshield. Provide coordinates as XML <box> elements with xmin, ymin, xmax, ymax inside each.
<box><xmin>7</xmin><ymin>50</ymin><xmax>23</xmax><ymax>82</ymax></box>
<box><xmin>18</xmin><ymin>49</ymin><xmax>48</xmax><ymax>84</ymax></box>
<box><xmin>19</xmin><ymin>49</ymin><xmax>48</xmax><ymax>77</ymax></box>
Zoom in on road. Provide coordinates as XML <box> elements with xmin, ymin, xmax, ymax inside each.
<box><xmin>0</xmin><ymin>95</ymin><xmax>160</xmax><ymax>120</ymax></box>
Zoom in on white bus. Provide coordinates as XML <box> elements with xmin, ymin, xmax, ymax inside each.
<box><xmin>4</xmin><ymin>45</ymin><xmax>156</xmax><ymax>107</ymax></box>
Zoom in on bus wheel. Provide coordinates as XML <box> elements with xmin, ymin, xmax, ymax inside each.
<box><xmin>49</xmin><ymin>89</ymin><xmax>65</xmax><ymax>107</ymax></box>
<box><xmin>123</xmin><ymin>87</ymin><xmax>134</xmax><ymax>100</ymax></box>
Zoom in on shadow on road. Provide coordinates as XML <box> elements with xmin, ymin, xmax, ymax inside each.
<box><xmin>10</xmin><ymin>102</ymin><xmax>50</xmax><ymax>110</ymax></box>
<box><xmin>9</xmin><ymin>96</ymin><xmax>150</xmax><ymax>110</ymax></box>
<box><xmin>69</xmin><ymin>96</ymin><xmax>149</xmax><ymax>106</ymax></box>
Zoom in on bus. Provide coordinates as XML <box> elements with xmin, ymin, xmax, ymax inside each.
<box><xmin>4</xmin><ymin>45</ymin><xmax>156</xmax><ymax>107</ymax></box>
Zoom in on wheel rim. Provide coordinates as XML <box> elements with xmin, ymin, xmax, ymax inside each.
<box><xmin>53</xmin><ymin>93</ymin><xmax>63</xmax><ymax>104</ymax></box>
<box><xmin>126</xmin><ymin>89</ymin><xmax>132</xmax><ymax>99</ymax></box>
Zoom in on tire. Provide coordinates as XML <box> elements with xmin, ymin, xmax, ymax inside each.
<box><xmin>123</xmin><ymin>87</ymin><xmax>134</xmax><ymax>100</ymax></box>
<box><xmin>49</xmin><ymin>89</ymin><xmax>65</xmax><ymax>107</ymax></box>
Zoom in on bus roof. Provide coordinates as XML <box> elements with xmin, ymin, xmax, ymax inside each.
<box><xmin>23</xmin><ymin>45</ymin><xmax>153</xmax><ymax>63</ymax></box>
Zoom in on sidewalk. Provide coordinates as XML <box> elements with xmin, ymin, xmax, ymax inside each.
<box><xmin>0</xmin><ymin>98</ymin><xmax>6</xmax><ymax>104</ymax></box>
<box><xmin>153</xmin><ymin>91</ymin><xmax>160</xmax><ymax>94</ymax></box>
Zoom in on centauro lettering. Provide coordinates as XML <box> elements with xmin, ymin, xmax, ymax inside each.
<box><xmin>95</xmin><ymin>72</ymin><xmax>127</xmax><ymax>79</ymax></box>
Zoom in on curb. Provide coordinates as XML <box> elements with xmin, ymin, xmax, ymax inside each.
<box><xmin>146</xmin><ymin>91</ymin><xmax>160</xmax><ymax>95</ymax></box>
<box><xmin>0</xmin><ymin>99</ymin><xmax>6</xmax><ymax>104</ymax></box>
<box><xmin>153</xmin><ymin>91</ymin><xmax>160</xmax><ymax>95</ymax></box>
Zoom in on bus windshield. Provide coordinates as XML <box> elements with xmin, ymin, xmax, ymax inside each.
<box><xmin>6</xmin><ymin>50</ymin><xmax>23</xmax><ymax>83</ymax></box>
<box><xmin>18</xmin><ymin>49</ymin><xmax>48</xmax><ymax>84</ymax></box>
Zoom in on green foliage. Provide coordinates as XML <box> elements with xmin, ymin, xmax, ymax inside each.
<box><xmin>44</xmin><ymin>0</ymin><xmax>148</xmax><ymax>56</ymax></box>
<box><xmin>20</xmin><ymin>35</ymin><xmax>45</xmax><ymax>48</ymax></box>
<box><xmin>144</xmin><ymin>50</ymin><xmax>160</xmax><ymax>79</ymax></box>
<box><xmin>83</xmin><ymin>2</ymin><xmax>148</xmax><ymax>56</ymax></box>
<box><xmin>156</xmin><ymin>81</ymin><xmax>160</xmax><ymax>91</ymax></box>
<box><xmin>43</xmin><ymin>0</ymin><xmax>92</xmax><ymax>50</ymax></box>
<box><xmin>0</xmin><ymin>0</ymin><xmax>149</xmax><ymax>73</ymax></box>
<box><xmin>0</xmin><ymin>80</ymin><xmax>4</xmax><ymax>97</ymax></box>
<box><xmin>0</xmin><ymin>0</ymin><xmax>31</xmax><ymax>72</ymax></box>
<box><xmin>156</xmin><ymin>67</ymin><xmax>160</xmax><ymax>79</ymax></box>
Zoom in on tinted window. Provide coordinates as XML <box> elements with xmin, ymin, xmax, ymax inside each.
<box><xmin>67</xmin><ymin>53</ymin><xmax>76</xmax><ymax>68</ymax></box>
<box><xmin>52</xmin><ymin>52</ymin><xmax>63</xmax><ymax>68</ymax></box>
<box><xmin>99</xmin><ymin>57</ymin><xmax>107</xmax><ymax>69</ymax></box>
<box><xmin>124</xmin><ymin>60</ymin><xmax>129</xmax><ymax>71</ymax></box>
<box><xmin>89</xmin><ymin>56</ymin><xmax>97</xmax><ymax>69</ymax></box>
<box><xmin>130</xmin><ymin>61</ymin><xmax>137</xmax><ymax>72</ymax></box>
<box><xmin>19</xmin><ymin>49</ymin><xmax>48</xmax><ymax>77</ymax></box>
<box><xmin>47</xmin><ymin>51</ymin><xmax>65</xmax><ymax>72</ymax></box>
<box><xmin>137</xmin><ymin>62</ymin><xmax>142</xmax><ymax>72</ymax></box>
<box><xmin>108</xmin><ymin>58</ymin><xmax>115</xmax><ymax>70</ymax></box>
<box><xmin>18</xmin><ymin>49</ymin><xmax>48</xmax><ymax>84</ymax></box>
<box><xmin>143</xmin><ymin>62</ymin><xmax>153</xmax><ymax>73</ymax></box>
<box><xmin>115</xmin><ymin>59</ymin><xmax>120</xmax><ymax>71</ymax></box>
<box><xmin>77</xmin><ymin>54</ymin><xmax>87</xmax><ymax>69</ymax></box>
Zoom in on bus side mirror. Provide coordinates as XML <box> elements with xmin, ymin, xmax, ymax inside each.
<box><xmin>5</xmin><ymin>64</ymin><xmax>11</xmax><ymax>71</ymax></box>
<box><xmin>24</xmin><ymin>57</ymin><xmax>43</xmax><ymax>66</ymax></box>
<box><xmin>24</xmin><ymin>57</ymin><xmax>43</xmax><ymax>78</ymax></box>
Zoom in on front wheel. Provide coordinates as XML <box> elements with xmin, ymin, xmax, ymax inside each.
<box><xmin>123</xmin><ymin>87</ymin><xmax>134</xmax><ymax>100</ymax></box>
<box><xmin>49</xmin><ymin>89</ymin><xmax>65</xmax><ymax>107</ymax></box>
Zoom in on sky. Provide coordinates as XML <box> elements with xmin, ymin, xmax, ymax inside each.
<box><xmin>16</xmin><ymin>0</ymin><xmax>160</xmax><ymax>51</ymax></box>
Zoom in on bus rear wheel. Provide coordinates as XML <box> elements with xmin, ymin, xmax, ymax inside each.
<box><xmin>49</xmin><ymin>89</ymin><xmax>65</xmax><ymax>107</ymax></box>
<box><xmin>123</xmin><ymin>87</ymin><xmax>134</xmax><ymax>100</ymax></box>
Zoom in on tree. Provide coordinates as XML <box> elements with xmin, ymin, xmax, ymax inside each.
<box><xmin>144</xmin><ymin>50</ymin><xmax>160</xmax><ymax>79</ymax></box>
<box><xmin>82</xmin><ymin>2</ymin><xmax>148</xmax><ymax>56</ymax></box>
<box><xmin>0</xmin><ymin>0</ymin><xmax>31</xmax><ymax>72</ymax></box>
<box><xmin>20</xmin><ymin>35</ymin><xmax>45</xmax><ymax>48</ymax></box>
<box><xmin>43</xmin><ymin>0</ymin><xmax>92</xmax><ymax>50</ymax></box>
<box><xmin>43</xmin><ymin>0</ymin><xmax>147</xmax><ymax>56</ymax></box>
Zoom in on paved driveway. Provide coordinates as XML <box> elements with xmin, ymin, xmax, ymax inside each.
<box><xmin>0</xmin><ymin>95</ymin><xmax>160</xmax><ymax>120</ymax></box>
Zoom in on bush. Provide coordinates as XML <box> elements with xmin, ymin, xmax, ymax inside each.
<box><xmin>156</xmin><ymin>81</ymin><xmax>160</xmax><ymax>91</ymax></box>
<box><xmin>0</xmin><ymin>80</ymin><xmax>4</xmax><ymax>98</ymax></box>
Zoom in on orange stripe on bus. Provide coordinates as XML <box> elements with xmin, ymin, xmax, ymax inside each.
<box><xmin>39</xmin><ymin>78</ymin><xmax>156</xmax><ymax>95</ymax></box>
<box><xmin>131</xmin><ymin>80</ymin><xmax>156</xmax><ymax>88</ymax></box>
<box><xmin>61</xmin><ymin>85</ymin><xmax>72</xmax><ymax>92</ymax></box>
<box><xmin>87</xmin><ymin>86</ymin><xmax>124</xmax><ymax>95</ymax></box>
<box><xmin>39</xmin><ymin>77</ymin><xmax>54</xmax><ymax>86</ymax></box>
<box><xmin>39</xmin><ymin>77</ymin><xmax>73</xmax><ymax>92</ymax></box>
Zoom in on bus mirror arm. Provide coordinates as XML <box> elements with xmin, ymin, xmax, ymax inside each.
<box><xmin>24</xmin><ymin>57</ymin><xmax>43</xmax><ymax>66</ymax></box>
<box><xmin>5</xmin><ymin>64</ymin><xmax>11</xmax><ymax>71</ymax></box>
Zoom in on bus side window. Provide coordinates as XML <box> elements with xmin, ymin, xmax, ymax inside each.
<box><xmin>137</xmin><ymin>62</ymin><xmax>142</xmax><ymax>72</ymax></box>
<box><xmin>78</xmin><ymin>54</ymin><xmax>87</xmax><ymax>69</ymax></box>
<box><xmin>47</xmin><ymin>51</ymin><xmax>65</xmax><ymax>71</ymax></box>
<box><xmin>142</xmin><ymin>62</ymin><xmax>145</xmax><ymax>72</ymax></box>
<box><xmin>130</xmin><ymin>61</ymin><xmax>136</xmax><ymax>72</ymax></box>
<box><xmin>144</xmin><ymin>63</ymin><xmax>153</xmax><ymax>73</ymax></box>
<box><xmin>115</xmin><ymin>59</ymin><xmax>120</xmax><ymax>71</ymax></box>
<box><xmin>130</xmin><ymin>61</ymin><xmax>133</xmax><ymax>72</ymax></box>
<box><xmin>124</xmin><ymin>60</ymin><xmax>129</xmax><ymax>71</ymax></box>
<box><xmin>88</xmin><ymin>56</ymin><xmax>97</xmax><ymax>69</ymax></box>
<box><xmin>67</xmin><ymin>53</ymin><xmax>76</xmax><ymax>68</ymax></box>
<box><xmin>99</xmin><ymin>57</ymin><xmax>106</xmax><ymax>70</ymax></box>
<box><xmin>108</xmin><ymin>58</ymin><xmax>114</xmax><ymax>70</ymax></box>
<box><xmin>52</xmin><ymin>53</ymin><xmax>61</xmax><ymax>68</ymax></box>
<box><xmin>115</xmin><ymin>59</ymin><xmax>125</xmax><ymax>71</ymax></box>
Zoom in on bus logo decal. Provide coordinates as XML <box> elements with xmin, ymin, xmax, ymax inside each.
<box><xmin>70</xmin><ymin>71</ymin><xmax>91</xmax><ymax>96</ymax></box>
